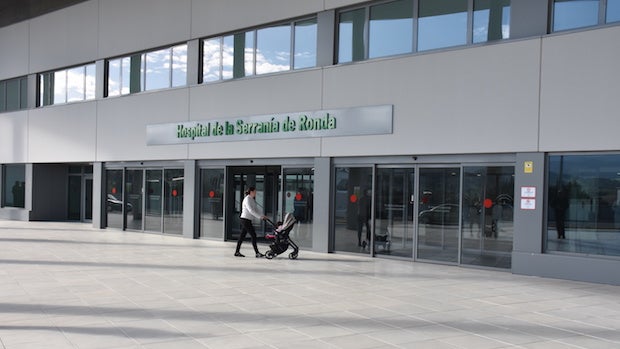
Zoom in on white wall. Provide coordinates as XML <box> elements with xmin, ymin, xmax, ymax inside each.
<box><xmin>0</xmin><ymin>21</ymin><xmax>29</xmax><ymax>80</ymax></box>
<box><xmin>0</xmin><ymin>111</ymin><xmax>29</xmax><ymax>163</ymax></box>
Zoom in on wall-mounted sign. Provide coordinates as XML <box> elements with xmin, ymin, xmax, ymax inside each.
<box><xmin>521</xmin><ymin>198</ymin><xmax>536</xmax><ymax>210</ymax></box>
<box><xmin>146</xmin><ymin>105</ymin><xmax>393</xmax><ymax>145</ymax></box>
<box><xmin>524</xmin><ymin>161</ymin><xmax>533</xmax><ymax>173</ymax></box>
<box><xmin>521</xmin><ymin>186</ymin><xmax>536</xmax><ymax>198</ymax></box>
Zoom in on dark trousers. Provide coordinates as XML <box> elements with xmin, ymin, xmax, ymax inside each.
<box><xmin>236</xmin><ymin>218</ymin><xmax>260</xmax><ymax>254</ymax></box>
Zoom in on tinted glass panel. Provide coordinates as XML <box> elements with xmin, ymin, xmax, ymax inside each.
<box><xmin>164</xmin><ymin>169</ymin><xmax>183</xmax><ymax>235</ymax></box>
<box><xmin>607</xmin><ymin>0</ymin><xmax>620</xmax><ymax>22</ymax></box>
<box><xmin>369</xmin><ymin>0</ymin><xmax>413</xmax><ymax>59</ymax></box>
<box><xmin>256</xmin><ymin>24</ymin><xmax>290</xmax><ymax>74</ymax></box>
<box><xmin>418</xmin><ymin>0</ymin><xmax>468</xmax><ymax>51</ymax></box>
<box><xmin>125</xmin><ymin>170</ymin><xmax>143</xmax><ymax>230</ymax></box>
<box><xmin>68</xmin><ymin>175</ymin><xmax>81</xmax><ymax>220</ymax></box>
<box><xmin>145</xmin><ymin>48</ymin><xmax>170</xmax><ymax>91</ymax></box>
<box><xmin>334</xmin><ymin>167</ymin><xmax>373</xmax><ymax>254</ymax></box>
<box><xmin>200</xmin><ymin>169</ymin><xmax>225</xmax><ymax>239</ymax></box>
<box><xmin>283</xmin><ymin>168</ymin><xmax>314</xmax><ymax>249</ymax></box>
<box><xmin>375</xmin><ymin>168</ymin><xmax>414</xmax><ymax>257</ymax></box>
<box><xmin>20</xmin><ymin>78</ymin><xmax>28</xmax><ymax>109</ymax></box>
<box><xmin>474</xmin><ymin>0</ymin><xmax>511</xmax><ymax>43</ymax></box>
<box><xmin>222</xmin><ymin>35</ymin><xmax>234</xmax><ymax>80</ymax></box>
<box><xmin>0</xmin><ymin>82</ymin><xmax>5</xmax><ymax>111</ymax></box>
<box><xmin>106</xmin><ymin>169</ymin><xmax>124</xmax><ymax>229</ymax></box>
<box><xmin>145</xmin><ymin>169</ymin><xmax>162</xmax><ymax>232</ymax></box>
<box><xmin>553</xmin><ymin>0</ymin><xmax>599</xmax><ymax>31</ymax></box>
<box><xmin>338</xmin><ymin>8</ymin><xmax>366</xmax><ymax>63</ymax></box>
<box><xmin>203</xmin><ymin>38</ymin><xmax>222</xmax><ymax>82</ymax></box>
<box><xmin>547</xmin><ymin>155</ymin><xmax>620</xmax><ymax>257</ymax></box>
<box><xmin>3</xmin><ymin>164</ymin><xmax>25</xmax><ymax>208</ymax></box>
<box><xmin>5</xmin><ymin>79</ymin><xmax>19</xmax><ymax>111</ymax></box>
<box><xmin>294</xmin><ymin>18</ymin><xmax>317</xmax><ymax>69</ymax></box>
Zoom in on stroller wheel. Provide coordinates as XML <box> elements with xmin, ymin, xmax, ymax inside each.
<box><xmin>288</xmin><ymin>252</ymin><xmax>298</xmax><ymax>260</ymax></box>
<box><xmin>265</xmin><ymin>250</ymin><xmax>275</xmax><ymax>259</ymax></box>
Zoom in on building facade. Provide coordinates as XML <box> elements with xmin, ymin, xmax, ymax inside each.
<box><xmin>2</xmin><ymin>0</ymin><xmax>620</xmax><ymax>285</ymax></box>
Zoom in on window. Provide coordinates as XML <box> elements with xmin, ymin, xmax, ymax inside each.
<box><xmin>2</xmin><ymin>164</ymin><xmax>25</xmax><ymax>208</ymax></box>
<box><xmin>547</xmin><ymin>154</ymin><xmax>620</xmax><ymax>257</ymax></box>
<box><xmin>106</xmin><ymin>44</ymin><xmax>187</xmax><ymax>97</ymax></box>
<box><xmin>553</xmin><ymin>0</ymin><xmax>599</xmax><ymax>31</ymax></box>
<box><xmin>200</xmin><ymin>17</ymin><xmax>317</xmax><ymax>83</ymax></box>
<box><xmin>418</xmin><ymin>0</ymin><xmax>468</xmax><ymax>51</ymax></box>
<box><xmin>39</xmin><ymin>64</ymin><xmax>96</xmax><ymax>106</ymax></box>
<box><xmin>473</xmin><ymin>0</ymin><xmax>511</xmax><ymax>43</ymax></box>
<box><xmin>0</xmin><ymin>77</ymin><xmax>28</xmax><ymax>113</ymax></box>
<box><xmin>607</xmin><ymin>0</ymin><xmax>620</xmax><ymax>22</ymax></box>
<box><xmin>337</xmin><ymin>0</ymin><xmax>510</xmax><ymax>63</ymax></box>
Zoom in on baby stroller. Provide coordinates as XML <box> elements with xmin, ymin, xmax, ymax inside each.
<box><xmin>264</xmin><ymin>213</ymin><xmax>299</xmax><ymax>259</ymax></box>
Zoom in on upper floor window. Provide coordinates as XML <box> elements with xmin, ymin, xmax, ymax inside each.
<box><xmin>201</xmin><ymin>17</ymin><xmax>317</xmax><ymax>83</ymax></box>
<box><xmin>338</xmin><ymin>0</ymin><xmax>511</xmax><ymax>63</ymax></box>
<box><xmin>39</xmin><ymin>64</ymin><xmax>96</xmax><ymax>106</ymax></box>
<box><xmin>553</xmin><ymin>0</ymin><xmax>620</xmax><ymax>31</ymax></box>
<box><xmin>107</xmin><ymin>44</ymin><xmax>187</xmax><ymax>97</ymax></box>
<box><xmin>0</xmin><ymin>76</ymin><xmax>28</xmax><ymax>113</ymax></box>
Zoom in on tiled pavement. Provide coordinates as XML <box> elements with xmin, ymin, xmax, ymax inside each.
<box><xmin>0</xmin><ymin>220</ymin><xmax>619</xmax><ymax>349</ymax></box>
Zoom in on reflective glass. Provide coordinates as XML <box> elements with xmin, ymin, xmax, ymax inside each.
<box><xmin>145</xmin><ymin>49</ymin><xmax>170</xmax><ymax>91</ymax></box>
<box><xmin>121</xmin><ymin>57</ymin><xmax>130</xmax><ymax>95</ymax></box>
<box><xmin>375</xmin><ymin>168</ymin><xmax>415</xmax><ymax>257</ymax></box>
<box><xmin>338</xmin><ymin>8</ymin><xmax>366</xmax><ymax>63</ymax></box>
<box><xmin>547</xmin><ymin>154</ymin><xmax>620</xmax><ymax>257</ymax></box>
<box><xmin>333</xmin><ymin>167</ymin><xmax>373</xmax><ymax>254</ymax></box>
<box><xmin>2</xmin><ymin>164</ymin><xmax>25</xmax><ymax>208</ymax></box>
<box><xmin>283</xmin><ymin>168</ymin><xmax>314</xmax><ymax>249</ymax></box>
<box><xmin>474</xmin><ymin>0</ymin><xmax>511</xmax><ymax>43</ymax></box>
<box><xmin>294</xmin><ymin>18</ymin><xmax>317</xmax><ymax>69</ymax></box>
<box><xmin>85</xmin><ymin>64</ymin><xmax>96</xmax><ymax>100</ymax></box>
<box><xmin>67</xmin><ymin>66</ymin><xmax>85</xmax><ymax>102</ymax></box>
<box><xmin>145</xmin><ymin>169</ymin><xmax>162</xmax><ymax>232</ymax></box>
<box><xmin>203</xmin><ymin>38</ymin><xmax>222</xmax><ymax>82</ymax></box>
<box><xmin>106</xmin><ymin>169</ymin><xmax>124</xmax><ymax>230</ymax></box>
<box><xmin>200</xmin><ymin>169</ymin><xmax>225</xmax><ymax>239</ymax></box>
<box><xmin>5</xmin><ymin>79</ymin><xmax>19</xmax><ymax>111</ymax></box>
<box><xmin>0</xmin><ymin>82</ymin><xmax>5</xmax><ymax>111</ymax></box>
<box><xmin>418</xmin><ymin>0</ymin><xmax>468</xmax><ymax>51</ymax></box>
<box><xmin>461</xmin><ymin>166</ymin><xmax>513</xmax><ymax>269</ymax></box>
<box><xmin>222</xmin><ymin>35</ymin><xmax>234</xmax><ymax>80</ymax></box>
<box><xmin>125</xmin><ymin>170</ymin><xmax>143</xmax><ymax>230</ymax></box>
<box><xmin>107</xmin><ymin>59</ymin><xmax>121</xmax><ymax>97</ymax></box>
<box><xmin>417</xmin><ymin>168</ymin><xmax>461</xmax><ymax>263</ymax></box>
<box><xmin>369</xmin><ymin>0</ymin><xmax>413</xmax><ymax>59</ymax></box>
<box><xmin>256</xmin><ymin>24</ymin><xmax>291</xmax><ymax>74</ymax></box>
<box><xmin>39</xmin><ymin>73</ymin><xmax>52</xmax><ymax>106</ymax></box>
<box><xmin>607</xmin><ymin>0</ymin><xmax>620</xmax><ymax>22</ymax></box>
<box><xmin>164</xmin><ymin>169</ymin><xmax>183</xmax><ymax>235</ymax></box>
<box><xmin>19</xmin><ymin>78</ymin><xmax>27</xmax><ymax>109</ymax></box>
<box><xmin>553</xmin><ymin>0</ymin><xmax>599</xmax><ymax>31</ymax></box>
<box><xmin>172</xmin><ymin>44</ymin><xmax>187</xmax><ymax>87</ymax></box>
<box><xmin>245</xmin><ymin>31</ymin><xmax>255</xmax><ymax>76</ymax></box>
<box><xmin>53</xmin><ymin>70</ymin><xmax>67</xmax><ymax>104</ymax></box>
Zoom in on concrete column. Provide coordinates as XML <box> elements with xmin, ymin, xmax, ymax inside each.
<box><xmin>92</xmin><ymin>162</ymin><xmax>104</xmax><ymax>228</ymax></box>
<box><xmin>312</xmin><ymin>157</ymin><xmax>331</xmax><ymax>253</ymax></box>
<box><xmin>183</xmin><ymin>160</ymin><xmax>197</xmax><ymax>238</ymax></box>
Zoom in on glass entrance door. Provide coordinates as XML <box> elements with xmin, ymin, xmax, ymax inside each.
<box><xmin>125</xmin><ymin>170</ymin><xmax>144</xmax><ymax>230</ymax></box>
<box><xmin>417</xmin><ymin>167</ymin><xmax>461</xmax><ymax>263</ymax></box>
<box><xmin>283</xmin><ymin>167</ymin><xmax>314</xmax><ymax>248</ymax></box>
<box><xmin>145</xmin><ymin>169</ymin><xmax>162</xmax><ymax>233</ymax></box>
<box><xmin>226</xmin><ymin>166</ymin><xmax>281</xmax><ymax>241</ymax></box>
<box><xmin>375</xmin><ymin>168</ymin><xmax>415</xmax><ymax>257</ymax></box>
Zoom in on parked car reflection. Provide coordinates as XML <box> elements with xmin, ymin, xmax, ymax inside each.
<box><xmin>107</xmin><ymin>194</ymin><xmax>133</xmax><ymax>212</ymax></box>
<box><xmin>419</xmin><ymin>203</ymin><xmax>459</xmax><ymax>225</ymax></box>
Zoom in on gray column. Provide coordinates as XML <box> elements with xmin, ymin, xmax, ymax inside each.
<box><xmin>312</xmin><ymin>157</ymin><xmax>331</xmax><ymax>253</ymax></box>
<box><xmin>510</xmin><ymin>0</ymin><xmax>550</xmax><ymax>39</ymax></box>
<box><xmin>186</xmin><ymin>39</ymin><xmax>200</xmax><ymax>86</ymax></box>
<box><xmin>95</xmin><ymin>60</ymin><xmax>105</xmax><ymax>99</ymax></box>
<box><xmin>183</xmin><ymin>160</ymin><xmax>197</xmax><ymax>238</ymax></box>
<box><xmin>513</xmin><ymin>152</ymin><xmax>545</xmax><ymax>255</ymax></box>
<box><xmin>92</xmin><ymin>162</ymin><xmax>104</xmax><ymax>228</ymax></box>
<box><xmin>316</xmin><ymin>10</ymin><xmax>335</xmax><ymax>67</ymax></box>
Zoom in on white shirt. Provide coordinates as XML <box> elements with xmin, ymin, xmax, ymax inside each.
<box><xmin>241</xmin><ymin>194</ymin><xmax>263</xmax><ymax>220</ymax></box>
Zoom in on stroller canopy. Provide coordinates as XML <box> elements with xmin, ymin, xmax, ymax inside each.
<box><xmin>277</xmin><ymin>213</ymin><xmax>296</xmax><ymax>233</ymax></box>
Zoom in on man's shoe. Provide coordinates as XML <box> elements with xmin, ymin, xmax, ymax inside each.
<box><xmin>234</xmin><ymin>252</ymin><xmax>245</xmax><ymax>257</ymax></box>
<box><xmin>256</xmin><ymin>252</ymin><xmax>265</xmax><ymax>258</ymax></box>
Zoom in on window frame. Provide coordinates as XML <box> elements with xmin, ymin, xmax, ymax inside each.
<box><xmin>551</xmin><ymin>0</ymin><xmax>619</xmax><ymax>32</ymax></box>
<box><xmin>0</xmin><ymin>76</ymin><xmax>29</xmax><ymax>113</ymax></box>
<box><xmin>37</xmin><ymin>63</ymin><xmax>96</xmax><ymax>107</ymax></box>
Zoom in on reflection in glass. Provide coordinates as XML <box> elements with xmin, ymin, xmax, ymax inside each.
<box><xmin>145</xmin><ymin>170</ymin><xmax>162</xmax><ymax>232</ymax></box>
<box><xmin>172</xmin><ymin>45</ymin><xmax>187</xmax><ymax>87</ymax></box>
<box><xmin>294</xmin><ymin>18</ymin><xmax>317</xmax><ymax>69</ymax></box>
<box><xmin>200</xmin><ymin>169</ymin><xmax>225</xmax><ymax>239</ymax></box>
<box><xmin>283</xmin><ymin>168</ymin><xmax>314</xmax><ymax>249</ymax></box>
<box><xmin>68</xmin><ymin>175</ymin><xmax>81</xmax><ymax>220</ymax></box>
<box><xmin>106</xmin><ymin>169</ymin><xmax>124</xmax><ymax>230</ymax></box>
<box><xmin>608</xmin><ymin>0</ymin><xmax>620</xmax><ymax>22</ymax></box>
<box><xmin>145</xmin><ymin>48</ymin><xmax>170</xmax><ymax>91</ymax></box>
<box><xmin>244</xmin><ymin>31</ymin><xmax>255</xmax><ymax>77</ymax></box>
<box><xmin>164</xmin><ymin>169</ymin><xmax>183</xmax><ymax>235</ymax></box>
<box><xmin>461</xmin><ymin>166</ymin><xmax>513</xmax><ymax>268</ymax></box>
<box><xmin>375</xmin><ymin>168</ymin><xmax>414</xmax><ymax>257</ymax></box>
<box><xmin>547</xmin><ymin>154</ymin><xmax>620</xmax><ymax>257</ymax></box>
<box><xmin>418</xmin><ymin>0</ymin><xmax>468</xmax><ymax>51</ymax></box>
<box><xmin>2</xmin><ymin>164</ymin><xmax>25</xmax><ymax>208</ymax></box>
<box><xmin>417</xmin><ymin>168</ymin><xmax>461</xmax><ymax>263</ymax></box>
<box><xmin>338</xmin><ymin>8</ymin><xmax>366</xmax><ymax>63</ymax></box>
<box><xmin>5</xmin><ymin>79</ymin><xmax>19</xmax><ymax>111</ymax></box>
<box><xmin>553</xmin><ymin>0</ymin><xmax>599</xmax><ymax>31</ymax></box>
<box><xmin>473</xmin><ymin>0</ymin><xmax>511</xmax><ymax>43</ymax></box>
<box><xmin>107</xmin><ymin>59</ymin><xmax>121</xmax><ymax>97</ymax></box>
<box><xmin>333</xmin><ymin>167</ymin><xmax>373</xmax><ymax>254</ymax></box>
<box><xmin>53</xmin><ymin>70</ymin><xmax>67</xmax><ymax>104</ymax></box>
<box><xmin>85</xmin><ymin>64</ymin><xmax>96</xmax><ymax>100</ymax></box>
<box><xmin>369</xmin><ymin>0</ymin><xmax>413</xmax><ymax>59</ymax></box>
<box><xmin>223</xmin><ymin>35</ymin><xmax>234</xmax><ymax>80</ymax></box>
<box><xmin>125</xmin><ymin>170</ymin><xmax>143</xmax><ymax>230</ymax></box>
<box><xmin>256</xmin><ymin>24</ymin><xmax>290</xmax><ymax>74</ymax></box>
<box><xmin>67</xmin><ymin>66</ymin><xmax>85</xmax><ymax>102</ymax></box>
<box><xmin>203</xmin><ymin>38</ymin><xmax>222</xmax><ymax>82</ymax></box>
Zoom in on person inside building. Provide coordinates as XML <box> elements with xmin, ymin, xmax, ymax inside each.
<box><xmin>235</xmin><ymin>186</ymin><xmax>266</xmax><ymax>257</ymax></box>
